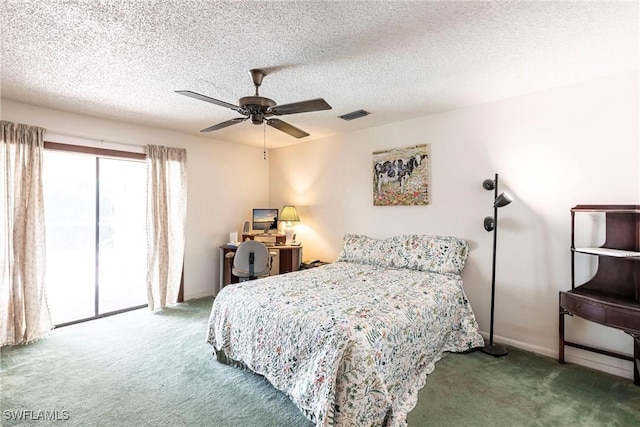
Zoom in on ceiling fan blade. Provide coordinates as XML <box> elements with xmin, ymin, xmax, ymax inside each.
<box><xmin>176</xmin><ymin>90</ymin><xmax>245</xmax><ymax>113</ymax></box>
<box><xmin>268</xmin><ymin>98</ymin><xmax>332</xmax><ymax>116</ymax></box>
<box><xmin>266</xmin><ymin>119</ymin><xmax>310</xmax><ymax>138</ymax></box>
<box><xmin>200</xmin><ymin>117</ymin><xmax>248</xmax><ymax>132</ymax></box>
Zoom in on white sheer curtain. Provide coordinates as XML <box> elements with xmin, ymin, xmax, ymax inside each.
<box><xmin>146</xmin><ymin>145</ymin><xmax>187</xmax><ymax>311</ymax></box>
<box><xmin>1</xmin><ymin>121</ymin><xmax>52</xmax><ymax>346</ymax></box>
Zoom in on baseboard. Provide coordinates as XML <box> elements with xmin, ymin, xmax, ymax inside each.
<box><xmin>480</xmin><ymin>332</ymin><xmax>634</xmax><ymax>381</ymax></box>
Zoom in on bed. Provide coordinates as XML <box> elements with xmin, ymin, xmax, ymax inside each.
<box><xmin>206</xmin><ymin>234</ymin><xmax>484</xmax><ymax>426</ymax></box>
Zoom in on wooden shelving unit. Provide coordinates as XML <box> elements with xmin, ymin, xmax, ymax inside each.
<box><xmin>559</xmin><ymin>204</ymin><xmax>640</xmax><ymax>385</ymax></box>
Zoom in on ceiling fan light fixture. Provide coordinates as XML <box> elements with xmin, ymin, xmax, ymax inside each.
<box><xmin>251</xmin><ymin>113</ymin><xmax>264</xmax><ymax>124</ymax></box>
<box><xmin>339</xmin><ymin>109</ymin><xmax>370</xmax><ymax>121</ymax></box>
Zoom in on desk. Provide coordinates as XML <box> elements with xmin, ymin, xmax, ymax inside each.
<box><xmin>219</xmin><ymin>244</ymin><xmax>302</xmax><ymax>288</ymax></box>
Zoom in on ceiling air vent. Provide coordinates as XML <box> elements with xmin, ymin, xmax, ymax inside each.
<box><xmin>339</xmin><ymin>109</ymin><xmax>370</xmax><ymax>121</ymax></box>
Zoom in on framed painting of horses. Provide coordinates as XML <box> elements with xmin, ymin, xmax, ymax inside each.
<box><xmin>372</xmin><ymin>144</ymin><xmax>430</xmax><ymax>206</ymax></box>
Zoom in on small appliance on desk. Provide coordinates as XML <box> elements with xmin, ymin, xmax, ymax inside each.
<box><xmin>289</xmin><ymin>238</ymin><xmax>301</xmax><ymax>246</ymax></box>
<box><xmin>228</xmin><ymin>232</ymin><xmax>240</xmax><ymax>247</ymax></box>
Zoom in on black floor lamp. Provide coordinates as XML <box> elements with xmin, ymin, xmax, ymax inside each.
<box><xmin>481</xmin><ymin>173</ymin><xmax>513</xmax><ymax>357</ymax></box>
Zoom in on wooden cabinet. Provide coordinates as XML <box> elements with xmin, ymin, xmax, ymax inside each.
<box><xmin>559</xmin><ymin>205</ymin><xmax>640</xmax><ymax>385</ymax></box>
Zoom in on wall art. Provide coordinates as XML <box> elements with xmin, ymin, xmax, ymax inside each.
<box><xmin>372</xmin><ymin>144</ymin><xmax>430</xmax><ymax>206</ymax></box>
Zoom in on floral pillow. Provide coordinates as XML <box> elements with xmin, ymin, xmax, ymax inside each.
<box><xmin>336</xmin><ymin>234</ymin><xmax>395</xmax><ymax>268</ymax></box>
<box><xmin>337</xmin><ymin>234</ymin><xmax>470</xmax><ymax>275</ymax></box>
<box><xmin>392</xmin><ymin>235</ymin><xmax>470</xmax><ymax>275</ymax></box>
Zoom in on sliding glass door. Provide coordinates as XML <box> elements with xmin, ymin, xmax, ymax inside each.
<box><xmin>43</xmin><ymin>151</ymin><xmax>96</xmax><ymax>324</ymax></box>
<box><xmin>43</xmin><ymin>148</ymin><xmax>147</xmax><ymax>326</ymax></box>
<box><xmin>97</xmin><ymin>158</ymin><xmax>147</xmax><ymax>313</ymax></box>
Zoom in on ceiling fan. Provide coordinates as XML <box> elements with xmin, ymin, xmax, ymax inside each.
<box><xmin>176</xmin><ymin>69</ymin><xmax>332</xmax><ymax>139</ymax></box>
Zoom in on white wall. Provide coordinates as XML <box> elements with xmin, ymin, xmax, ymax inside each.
<box><xmin>269</xmin><ymin>72</ymin><xmax>640</xmax><ymax>379</ymax></box>
<box><xmin>1</xmin><ymin>99</ymin><xmax>270</xmax><ymax>299</ymax></box>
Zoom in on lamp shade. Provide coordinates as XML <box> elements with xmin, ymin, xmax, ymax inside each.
<box><xmin>483</xmin><ymin>216</ymin><xmax>495</xmax><ymax>232</ymax></box>
<box><xmin>494</xmin><ymin>192</ymin><xmax>513</xmax><ymax>208</ymax></box>
<box><xmin>280</xmin><ymin>205</ymin><xmax>300</xmax><ymax>222</ymax></box>
<box><xmin>482</xmin><ymin>179</ymin><xmax>496</xmax><ymax>191</ymax></box>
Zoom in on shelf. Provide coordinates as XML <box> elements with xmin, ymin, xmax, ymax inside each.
<box><xmin>565</xmin><ymin>287</ymin><xmax>640</xmax><ymax>311</ymax></box>
<box><xmin>574</xmin><ymin>247</ymin><xmax>640</xmax><ymax>259</ymax></box>
<box><xmin>572</xmin><ymin>204</ymin><xmax>640</xmax><ymax>213</ymax></box>
<box><xmin>562</xmin><ymin>204</ymin><xmax>640</xmax><ymax>385</ymax></box>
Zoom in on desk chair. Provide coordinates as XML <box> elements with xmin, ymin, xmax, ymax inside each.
<box><xmin>227</xmin><ymin>240</ymin><xmax>276</xmax><ymax>281</ymax></box>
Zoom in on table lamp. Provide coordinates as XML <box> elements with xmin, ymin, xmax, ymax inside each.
<box><xmin>279</xmin><ymin>205</ymin><xmax>300</xmax><ymax>245</ymax></box>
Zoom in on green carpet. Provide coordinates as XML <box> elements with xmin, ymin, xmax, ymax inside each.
<box><xmin>1</xmin><ymin>297</ymin><xmax>638</xmax><ymax>426</ymax></box>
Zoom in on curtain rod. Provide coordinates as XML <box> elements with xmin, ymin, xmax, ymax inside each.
<box><xmin>45</xmin><ymin>132</ymin><xmax>146</xmax><ymax>154</ymax></box>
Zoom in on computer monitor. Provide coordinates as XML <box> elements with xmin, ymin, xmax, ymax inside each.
<box><xmin>252</xmin><ymin>208</ymin><xmax>278</xmax><ymax>233</ymax></box>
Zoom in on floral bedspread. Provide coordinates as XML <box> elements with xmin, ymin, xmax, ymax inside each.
<box><xmin>206</xmin><ymin>261</ymin><xmax>483</xmax><ymax>426</ymax></box>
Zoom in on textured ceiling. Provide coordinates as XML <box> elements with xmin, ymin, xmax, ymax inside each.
<box><xmin>1</xmin><ymin>1</ymin><xmax>638</xmax><ymax>148</ymax></box>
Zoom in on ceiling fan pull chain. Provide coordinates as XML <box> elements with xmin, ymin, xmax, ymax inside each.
<box><xmin>263</xmin><ymin>122</ymin><xmax>267</xmax><ymax>160</ymax></box>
